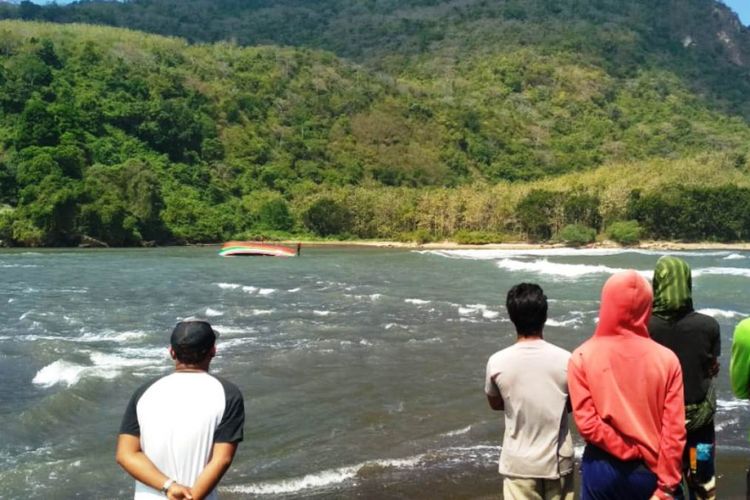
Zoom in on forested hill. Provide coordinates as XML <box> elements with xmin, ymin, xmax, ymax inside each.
<box><xmin>3</xmin><ymin>0</ymin><xmax>750</xmax><ymax>120</ymax></box>
<box><xmin>1</xmin><ymin>3</ymin><xmax>750</xmax><ymax>246</ymax></box>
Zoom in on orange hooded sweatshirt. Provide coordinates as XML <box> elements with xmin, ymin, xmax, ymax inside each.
<box><xmin>568</xmin><ymin>271</ymin><xmax>686</xmax><ymax>499</ymax></box>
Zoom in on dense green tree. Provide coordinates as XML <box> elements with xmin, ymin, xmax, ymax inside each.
<box><xmin>303</xmin><ymin>197</ymin><xmax>352</xmax><ymax>236</ymax></box>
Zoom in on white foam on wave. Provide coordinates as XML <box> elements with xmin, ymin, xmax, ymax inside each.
<box><xmin>77</xmin><ymin>329</ymin><xmax>148</xmax><ymax>342</ymax></box>
<box><xmin>205</xmin><ymin>308</ymin><xmax>224</xmax><ymax>317</ymax></box>
<box><xmin>724</xmin><ymin>253</ymin><xmax>747</xmax><ymax>260</ymax></box>
<box><xmin>405</xmin><ymin>298</ymin><xmax>431</xmax><ymax>305</ymax></box>
<box><xmin>715</xmin><ymin>417</ymin><xmax>740</xmax><ymax>432</ymax></box>
<box><xmin>217</xmin><ymin>283</ymin><xmax>241</xmax><ymax>290</ymax></box>
<box><xmin>697</xmin><ymin>308</ymin><xmax>745</xmax><ymax>319</ymax></box>
<box><xmin>421</xmin><ymin>248</ymin><xmax>731</xmax><ymax>261</ymax></box>
<box><xmin>213</xmin><ymin>325</ymin><xmax>254</xmax><ymax>335</ymax></box>
<box><xmin>408</xmin><ymin>337</ymin><xmax>443</xmax><ymax>344</ymax></box>
<box><xmin>31</xmin><ymin>348</ymin><xmax>167</xmax><ymax>388</ymax></box>
<box><xmin>251</xmin><ymin>309</ymin><xmax>274</xmax><ymax>316</ymax></box>
<box><xmin>32</xmin><ymin>360</ymin><xmax>88</xmax><ymax>388</ymax></box>
<box><xmin>242</xmin><ymin>286</ymin><xmax>258</xmax><ymax>294</ymax></box>
<box><xmin>717</xmin><ymin>399</ymin><xmax>750</xmax><ymax>411</ymax></box>
<box><xmin>546</xmin><ymin>317</ymin><xmax>582</xmax><ymax>328</ymax></box>
<box><xmin>496</xmin><ymin>258</ymin><xmax>640</xmax><ymax>278</ymax></box>
<box><xmin>384</xmin><ymin>323</ymin><xmax>407</xmax><ymax>330</ymax></box>
<box><xmin>457</xmin><ymin>303</ymin><xmax>500</xmax><ymax>319</ymax></box>
<box><xmin>288</xmin><ymin>287</ymin><xmax>302</xmax><ymax>293</ymax></box>
<box><xmin>313</xmin><ymin>310</ymin><xmax>332</xmax><ymax>316</ymax></box>
<box><xmin>258</xmin><ymin>288</ymin><xmax>276</xmax><ymax>295</ymax></box>
<box><xmin>0</xmin><ymin>264</ymin><xmax>39</xmax><ymax>268</ymax></box>
<box><xmin>442</xmin><ymin>425</ymin><xmax>472</xmax><ymax>437</ymax></box>
<box><xmin>693</xmin><ymin>267</ymin><xmax>750</xmax><ymax>278</ymax></box>
<box><xmin>223</xmin><ymin>454</ymin><xmax>425</xmax><ymax>496</ymax></box>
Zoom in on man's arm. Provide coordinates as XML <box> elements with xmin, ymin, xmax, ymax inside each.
<box><xmin>190</xmin><ymin>442</ymin><xmax>238</xmax><ymax>500</ymax></box>
<box><xmin>484</xmin><ymin>357</ymin><xmax>504</xmax><ymax>411</ymax></box>
<box><xmin>651</xmin><ymin>362</ymin><xmax>686</xmax><ymax>500</ymax></box>
<box><xmin>115</xmin><ymin>434</ymin><xmax>193</xmax><ymax>499</ymax></box>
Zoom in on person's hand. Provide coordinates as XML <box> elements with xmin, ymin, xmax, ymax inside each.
<box><xmin>167</xmin><ymin>483</ymin><xmax>193</xmax><ymax>499</ymax></box>
<box><xmin>708</xmin><ymin>359</ymin><xmax>720</xmax><ymax>377</ymax></box>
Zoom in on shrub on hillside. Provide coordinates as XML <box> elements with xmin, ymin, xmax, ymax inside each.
<box><xmin>558</xmin><ymin>224</ymin><xmax>596</xmax><ymax>246</ymax></box>
<box><xmin>607</xmin><ymin>220</ymin><xmax>642</xmax><ymax>245</ymax></box>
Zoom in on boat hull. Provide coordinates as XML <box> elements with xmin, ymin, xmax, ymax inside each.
<box><xmin>219</xmin><ymin>241</ymin><xmax>299</xmax><ymax>257</ymax></box>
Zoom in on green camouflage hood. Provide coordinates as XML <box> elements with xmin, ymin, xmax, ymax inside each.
<box><xmin>652</xmin><ymin>255</ymin><xmax>694</xmax><ymax>321</ymax></box>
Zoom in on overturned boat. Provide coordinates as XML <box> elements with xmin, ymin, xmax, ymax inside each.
<box><xmin>219</xmin><ymin>241</ymin><xmax>301</xmax><ymax>257</ymax></box>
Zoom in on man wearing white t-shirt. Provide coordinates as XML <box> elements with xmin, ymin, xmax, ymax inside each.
<box><xmin>117</xmin><ymin>320</ymin><xmax>245</xmax><ymax>500</ymax></box>
<box><xmin>485</xmin><ymin>283</ymin><xmax>574</xmax><ymax>500</ymax></box>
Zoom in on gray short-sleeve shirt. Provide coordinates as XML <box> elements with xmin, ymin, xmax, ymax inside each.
<box><xmin>485</xmin><ymin>339</ymin><xmax>573</xmax><ymax>479</ymax></box>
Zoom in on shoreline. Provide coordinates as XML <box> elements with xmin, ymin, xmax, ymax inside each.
<box><xmin>282</xmin><ymin>239</ymin><xmax>750</xmax><ymax>251</ymax></box>
<box><xmin>4</xmin><ymin>240</ymin><xmax>750</xmax><ymax>252</ymax></box>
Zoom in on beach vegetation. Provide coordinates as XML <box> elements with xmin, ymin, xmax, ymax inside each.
<box><xmin>558</xmin><ymin>224</ymin><xmax>597</xmax><ymax>246</ymax></box>
<box><xmin>606</xmin><ymin>220</ymin><xmax>642</xmax><ymax>246</ymax></box>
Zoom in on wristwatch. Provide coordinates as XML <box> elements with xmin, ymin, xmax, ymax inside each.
<box><xmin>161</xmin><ymin>478</ymin><xmax>175</xmax><ymax>496</ymax></box>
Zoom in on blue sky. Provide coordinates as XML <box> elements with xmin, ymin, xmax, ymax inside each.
<box><xmin>723</xmin><ymin>0</ymin><xmax>750</xmax><ymax>25</ymax></box>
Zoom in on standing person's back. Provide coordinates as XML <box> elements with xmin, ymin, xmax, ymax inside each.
<box><xmin>568</xmin><ymin>270</ymin><xmax>686</xmax><ymax>500</ymax></box>
<box><xmin>648</xmin><ymin>256</ymin><xmax>720</xmax><ymax>500</ymax></box>
<box><xmin>117</xmin><ymin>321</ymin><xmax>245</xmax><ymax>500</ymax></box>
<box><xmin>485</xmin><ymin>283</ymin><xmax>574</xmax><ymax>500</ymax></box>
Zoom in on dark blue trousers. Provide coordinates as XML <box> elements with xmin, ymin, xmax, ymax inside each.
<box><xmin>581</xmin><ymin>444</ymin><xmax>657</xmax><ymax>500</ymax></box>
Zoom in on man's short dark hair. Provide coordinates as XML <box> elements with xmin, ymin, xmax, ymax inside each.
<box><xmin>506</xmin><ymin>283</ymin><xmax>547</xmax><ymax>336</ymax></box>
<box><xmin>170</xmin><ymin>320</ymin><xmax>216</xmax><ymax>364</ymax></box>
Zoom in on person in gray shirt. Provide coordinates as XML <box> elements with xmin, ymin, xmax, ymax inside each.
<box><xmin>485</xmin><ymin>283</ymin><xmax>573</xmax><ymax>500</ymax></box>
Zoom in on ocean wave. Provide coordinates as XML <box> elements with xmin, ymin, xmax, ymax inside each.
<box><xmin>313</xmin><ymin>310</ymin><xmax>332</xmax><ymax>316</ymax></box>
<box><xmin>223</xmin><ymin>455</ymin><xmax>426</xmax><ymax>496</ymax></box>
<box><xmin>251</xmin><ymin>309</ymin><xmax>275</xmax><ymax>316</ymax></box>
<box><xmin>697</xmin><ymin>308</ymin><xmax>746</xmax><ymax>319</ymax></box>
<box><xmin>32</xmin><ymin>348</ymin><xmax>166</xmax><ymax>388</ymax></box>
<box><xmin>32</xmin><ymin>360</ymin><xmax>89</xmax><ymax>388</ymax></box>
<box><xmin>216</xmin><ymin>283</ymin><xmax>241</xmax><ymax>290</ymax></box>
<box><xmin>457</xmin><ymin>304</ymin><xmax>499</xmax><ymax>319</ymax></box>
<box><xmin>724</xmin><ymin>253</ymin><xmax>747</xmax><ymax>260</ymax></box>
<box><xmin>420</xmin><ymin>249</ymin><xmax>731</xmax><ymax>261</ymax></box>
<box><xmin>258</xmin><ymin>288</ymin><xmax>276</xmax><ymax>295</ymax></box>
<box><xmin>0</xmin><ymin>264</ymin><xmax>39</xmax><ymax>268</ymax></box>
<box><xmin>715</xmin><ymin>417</ymin><xmax>740</xmax><ymax>432</ymax></box>
<box><xmin>405</xmin><ymin>298</ymin><xmax>432</xmax><ymax>305</ymax></box>
<box><xmin>287</xmin><ymin>287</ymin><xmax>302</xmax><ymax>293</ymax></box>
<box><xmin>351</xmin><ymin>293</ymin><xmax>383</xmax><ymax>302</ymax></box>
<box><xmin>242</xmin><ymin>286</ymin><xmax>258</xmax><ymax>294</ymax></box>
<box><xmin>384</xmin><ymin>323</ymin><xmax>407</xmax><ymax>330</ymax></box>
<box><xmin>212</xmin><ymin>325</ymin><xmax>253</xmax><ymax>335</ymax></box>
<box><xmin>442</xmin><ymin>425</ymin><xmax>472</xmax><ymax>437</ymax></box>
<box><xmin>205</xmin><ymin>308</ymin><xmax>224</xmax><ymax>317</ymax></box>
<box><xmin>496</xmin><ymin>258</ymin><xmax>642</xmax><ymax>278</ymax></box>
<box><xmin>546</xmin><ymin>317</ymin><xmax>582</xmax><ymax>328</ymax></box>
<box><xmin>717</xmin><ymin>399</ymin><xmax>750</xmax><ymax>411</ymax></box>
<box><xmin>693</xmin><ymin>267</ymin><xmax>750</xmax><ymax>278</ymax></box>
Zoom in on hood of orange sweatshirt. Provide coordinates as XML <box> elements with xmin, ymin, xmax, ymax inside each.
<box><xmin>594</xmin><ymin>270</ymin><xmax>653</xmax><ymax>339</ymax></box>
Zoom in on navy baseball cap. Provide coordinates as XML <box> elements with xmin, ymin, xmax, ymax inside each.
<box><xmin>170</xmin><ymin>320</ymin><xmax>216</xmax><ymax>351</ymax></box>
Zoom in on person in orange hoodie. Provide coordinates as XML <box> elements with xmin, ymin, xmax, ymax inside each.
<box><xmin>568</xmin><ymin>270</ymin><xmax>686</xmax><ymax>500</ymax></box>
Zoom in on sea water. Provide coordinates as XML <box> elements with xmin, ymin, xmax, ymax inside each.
<box><xmin>0</xmin><ymin>246</ymin><xmax>748</xmax><ymax>498</ymax></box>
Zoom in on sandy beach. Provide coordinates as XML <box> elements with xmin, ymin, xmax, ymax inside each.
<box><xmin>285</xmin><ymin>239</ymin><xmax>750</xmax><ymax>252</ymax></box>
